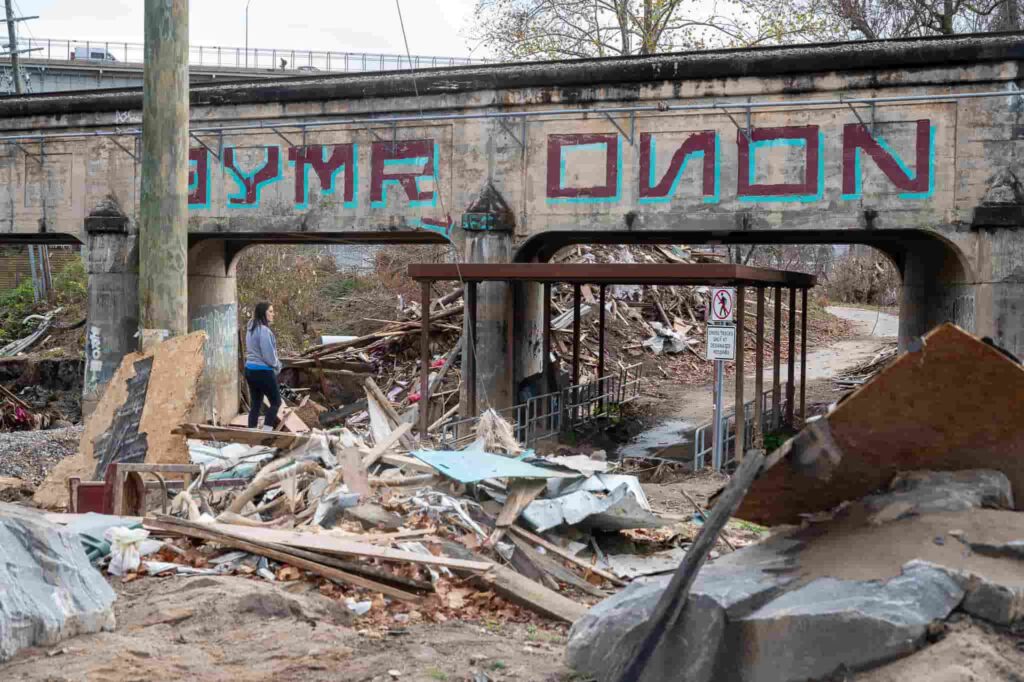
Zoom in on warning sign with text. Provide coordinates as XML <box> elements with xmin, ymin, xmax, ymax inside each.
<box><xmin>706</xmin><ymin>325</ymin><xmax>736</xmax><ymax>361</ymax></box>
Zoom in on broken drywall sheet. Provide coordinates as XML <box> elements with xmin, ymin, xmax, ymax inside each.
<box><xmin>34</xmin><ymin>332</ymin><xmax>207</xmax><ymax>510</ymax></box>
<box><xmin>738</xmin><ymin>324</ymin><xmax>1024</xmax><ymax>525</ymax></box>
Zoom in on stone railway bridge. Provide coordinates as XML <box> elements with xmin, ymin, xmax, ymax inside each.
<box><xmin>0</xmin><ymin>32</ymin><xmax>1022</xmax><ymax>420</ymax></box>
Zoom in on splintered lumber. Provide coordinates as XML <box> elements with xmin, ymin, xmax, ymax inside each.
<box><xmin>224</xmin><ymin>460</ymin><xmax>325</xmax><ymax>515</ymax></box>
<box><xmin>365</xmin><ymin>377</ymin><xmax>416</xmax><ymax>448</ymax></box>
<box><xmin>173</xmin><ymin>424</ymin><xmax>313</xmax><ymax>450</ymax></box>
<box><xmin>507</xmin><ymin>525</ymin><xmax>626</xmax><ymax>587</ymax></box>
<box><xmin>146</xmin><ymin>516</ymin><xmax>423</xmax><ymax>602</ymax></box>
<box><xmin>618</xmin><ymin>449</ymin><xmax>766</xmax><ymax>682</ymax></box>
<box><xmin>507</xmin><ymin>534</ymin><xmax>606</xmax><ymax>598</ymax></box>
<box><xmin>154</xmin><ymin>519</ymin><xmax>493</xmax><ymax>572</ymax></box>
<box><xmin>341</xmin><ymin>447</ymin><xmax>371</xmax><ymax>497</ymax></box>
<box><xmin>489</xmin><ymin>480</ymin><xmax>547</xmax><ymax>546</ymax></box>
<box><xmin>262</xmin><ymin>541</ymin><xmax>434</xmax><ymax>593</ymax></box>
<box><xmin>479</xmin><ymin>564</ymin><xmax>589</xmax><ymax>624</ymax></box>
<box><xmin>361</xmin><ymin>422</ymin><xmax>413</xmax><ymax>468</ymax></box>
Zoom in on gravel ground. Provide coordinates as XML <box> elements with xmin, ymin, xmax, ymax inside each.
<box><xmin>0</xmin><ymin>426</ymin><xmax>82</xmax><ymax>486</ymax></box>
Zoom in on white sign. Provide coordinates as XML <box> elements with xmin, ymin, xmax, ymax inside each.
<box><xmin>706</xmin><ymin>325</ymin><xmax>737</xmax><ymax>361</ymax></box>
<box><xmin>710</xmin><ymin>288</ymin><xmax>736</xmax><ymax>323</ymax></box>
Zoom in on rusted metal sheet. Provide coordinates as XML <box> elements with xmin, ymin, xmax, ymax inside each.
<box><xmin>737</xmin><ymin>324</ymin><xmax>1024</xmax><ymax>526</ymax></box>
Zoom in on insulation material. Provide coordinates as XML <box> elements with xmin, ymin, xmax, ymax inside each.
<box><xmin>737</xmin><ymin>324</ymin><xmax>1024</xmax><ymax>525</ymax></box>
<box><xmin>34</xmin><ymin>332</ymin><xmax>207</xmax><ymax>509</ymax></box>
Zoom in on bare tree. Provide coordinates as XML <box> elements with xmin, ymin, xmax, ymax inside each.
<box><xmin>467</xmin><ymin>0</ymin><xmax>831</xmax><ymax>59</ymax></box>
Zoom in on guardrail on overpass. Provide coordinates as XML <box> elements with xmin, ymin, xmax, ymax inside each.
<box><xmin>11</xmin><ymin>37</ymin><xmax>490</xmax><ymax>73</ymax></box>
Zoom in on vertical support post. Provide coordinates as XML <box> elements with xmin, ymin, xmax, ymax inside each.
<box><xmin>140</xmin><ymin>0</ymin><xmax>189</xmax><ymax>345</ymax></box>
<box><xmin>598</xmin><ymin>284</ymin><xmax>607</xmax><ymax>409</ymax></box>
<box><xmin>800</xmin><ymin>287</ymin><xmax>808</xmax><ymax>423</ymax></box>
<box><xmin>713</xmin><ymin>360</ymin><xmax>724</xmax><ymax>470</ymax></box>
<box><xmin>4</xmin><ymin>0</ymin><xmax>24</xmax><ymax>94</ymax></box>
<box><xmin>466</xmin><ymin>281</ymin><xmax>478</xmax><ymax>419</ymax></box>
<box><xmin>542</xmin><ymin>282</ymin><xmax>552</xmax><ymax>389</ymax></box>
<box><xmin>734</xmin><ymin>286</ymin><xmax>746</xmax><ymax>462</ymax></box>
<box><xmin>771</xmin><ymin>286</ymin><xmax>782</xmax><ymax>430</ymax></box>
<box><xmin>572</xmin><ymin>283</ymin><xmax>581</xmax><ymax>388</ymax></box>
<box><xmin>419</xmin><ymin>280</ymin><xmax>431</xmax><ymax>437</ymax></box>
<box><xmin>754</xmin><ymin>287</ymin><xmax>765</xmax><ymax>446</ymax></box>
<box><xmin>572</xmin><ymin>283</ymin><xmax>582</xmax><ymax>427</ymax></box>
<box><xmin>26</xmin><ymin>244</ymin><xmax>40</xmax><ymax>303</ymax></box>
<box><xmin>787</xmin><ymin>287</ymin><xmax>797</xmax><ymax>426</ymax></box>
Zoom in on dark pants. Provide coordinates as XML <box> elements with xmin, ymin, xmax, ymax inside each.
<box><xmin>245</xmin><ymin>368</ymin><xmax>281</xmax><ymax>429</ymax></box>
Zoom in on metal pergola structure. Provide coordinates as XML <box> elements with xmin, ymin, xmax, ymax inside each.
<box><xmin>409</xmin><ymin>263</ymin><xmax>817</xmax><ymax>461</ymax></box>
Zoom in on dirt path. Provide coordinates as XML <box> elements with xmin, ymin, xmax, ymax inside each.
<box><xmin>624</xmin><ymin>306</ymin><xmax>898</xmax><ymax>458</ymax></box>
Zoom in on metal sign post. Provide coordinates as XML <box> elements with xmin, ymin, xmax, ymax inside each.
<box><xmin>707</xmin><ymin>289</ymin><xmax>737</xmax><ymax>471</ymax></box>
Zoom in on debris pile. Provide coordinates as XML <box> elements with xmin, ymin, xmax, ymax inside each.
<box><xmin>128</xmin><ymin>403</ymin><xmax>709</xmax><ymax>627</ymax></box>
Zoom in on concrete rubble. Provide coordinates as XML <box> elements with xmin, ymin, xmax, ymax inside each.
<box><xmin>0</xmin><ymin>502</ymin><xmax>116</xmax><ymax>662</ymax></box>
<box><xmin>567</xmin><ymin>468</ymin><xmax>1024</xmax><ymax>682</ymax></box>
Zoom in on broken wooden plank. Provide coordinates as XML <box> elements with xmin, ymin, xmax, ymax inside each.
<box><xmin>172</xmin><ymin>424</ymin><xmax>312</xmax><ymax>450</ymax></box>
<box><xmin>618</xmin><ymin>449</ymin><xmax>766</xmax><ymax>682</ymax></box>
<box><xmin>341</xmin><ymin>447</ymin><xmax>371</xmax><ymax>498</ymax></box>
<box><xmin>361</xmin><ymin>423</ymin><xmax>413</xmax><ymax>468</ymax></box>
<box><xmin>507</xmin><ymin>525</ymin><xmax>626</xmax><ymax>587</ymax></box>
<box><xmin>365</xmin><ymin>377</ymin><xmax>417</xmax><ymax>448</ymax></box>
<box><xmin>146</xmin><ymin>516</ymin><xmax>422</xmax><ymax>602</ymax></box>
<box><xmin>479</xmin><ymin>563</ymin><xmax>589</xmax><ymax>624</ymax></box>
<box><xmin>152</xmin><ymin>518</ymin><xmax>493</xmax><ymax>572</ymax></box>
<box><xmin>507</xmin><ymin>534</ymin><xmax>606</xmax><ymax>598</ymax></box>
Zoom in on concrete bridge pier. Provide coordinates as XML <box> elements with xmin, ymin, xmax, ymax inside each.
<box><xmin>898</xmin><ymin>237</ymin><xmax>976</xmax><ymax>350</ymax></box>
<box><xmin>463</xmin><ymin>229</ymin><xmax>514</xmax><ymax>415</ymax></box>
<box><xmin>187</xmin><ymin>240</ymin><xmax>240</xmax><ymax>423</ymax></box>
<box><xmin>514</xmin><ymin>280</ymin><xmax>546</xmax><ymax>396</ymax></box>
<box><xmin>81</xmin><ymin>211</ymin><xmax>139</xmax><ymax>417</ymax></box>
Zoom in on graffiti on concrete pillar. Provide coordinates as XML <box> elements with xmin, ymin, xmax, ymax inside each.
<box><xmin>85</xmin><ymin>324</ymin><xmax>104</xmax><ymax>397</ymax></box>
<box><xmin>546</xmin><ymin>133</ymin><xmax>622</xmax><ymax>203</ymax></box>
<box><xmin>842</xmin><ymin>120</ymin><xmax>935</xmax><ymax>200</ymax></box>
<box><xmin>737</xmin><ymin>125</ymin><xmax>824</xmax><ymax>203</ymax></box>
<box><xmin>188</xmin><ymin>148</ymin><xmax>211</xmax><ymax>209</ymax></box>
<box><xmin>370</xmin><ymin>140</ymin><xmax>439</xmax><ymax>208</ymax></box>
<box><xmin>224</xmin><ymin>146</ymin><xmax>283</xmax><ymax>208</ymax></box>
<box><xmin>288</xmin><ymin>144</ymin><xmax>357</xmax><ymax>209</ymax></box>
<box><xmin>638</xmin><ymin>131</ymin><xmax>719</xmax><ymax>204</ymax></box>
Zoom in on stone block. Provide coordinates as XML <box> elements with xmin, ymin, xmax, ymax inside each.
<box><xmin>864</xmin><ymin>469</ymin><xmax>1014</xmax><ymax>524</ymax></box>
<box><xmin>728</xmin><ymin>562</ymin><xmax>964</xmax><ymax>682</ymax></box>
<box><xmin>0</xmin><ymin>503</ymin><xmax>116</xmax><ymax>662</ymax></box>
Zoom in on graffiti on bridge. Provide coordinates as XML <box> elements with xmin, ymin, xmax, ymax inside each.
<box><xmin>185</xmin><ymin>120</ymin><xmax>935</xmax><ymax>239</ymax></box>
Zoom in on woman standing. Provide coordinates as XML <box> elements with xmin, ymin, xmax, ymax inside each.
<box><xmin>245</xmin><ymin>302</ymin><xmax>283</xmax><ymax>429</ymax></box>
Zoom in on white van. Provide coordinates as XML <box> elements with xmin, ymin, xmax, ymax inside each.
<box><xmin>71</xmin><ymin>46</ymin><xmax>117</xmax><ymax>62</ymax></box>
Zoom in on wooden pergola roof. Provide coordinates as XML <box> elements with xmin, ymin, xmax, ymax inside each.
<box><xmin>408</xmin><ymin>263</ymin><xmax>816</xmax><ymax>288</ymax></box>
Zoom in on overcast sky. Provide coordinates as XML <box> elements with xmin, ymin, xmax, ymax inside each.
<box><xmin>14</xmin><ymin>0</ymin><xmax>483</xmax><ymax>58</ymax></box>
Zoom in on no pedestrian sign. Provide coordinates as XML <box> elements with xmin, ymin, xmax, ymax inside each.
<box><xmin>710</xmin><ymin>288</ymin><xmax>736</xmax><ymax>323</ymax></box>
<box><xmin>706</xmin><ymin>325</ymin><xmax>737</xmax><ymax>361</ymax></box>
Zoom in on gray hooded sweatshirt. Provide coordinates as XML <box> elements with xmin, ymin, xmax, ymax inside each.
<box><xmin>245</xmin><ymin>322</ymin><xmax>282</xmax><ymax>374</ymax></box>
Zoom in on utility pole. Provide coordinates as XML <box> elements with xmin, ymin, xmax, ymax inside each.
<box><xmin>139</xmin><ymin>0</ymin><xmax>189</xmax><ymax>347</ymax></box>
<box><xmin>4</xmin><ymin>0</ymin><xmax>24</xmax><ymax>94</ymax></box>
<box><xmin>245</xmin><ymin>0</ymin><xmax>253</xmax><ymax>68</ymax></box>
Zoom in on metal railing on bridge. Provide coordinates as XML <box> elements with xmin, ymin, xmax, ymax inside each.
<box><xmin>438</xmin><ymin>363</ymin><xmax>644</xmax><ymax>451</ymax></box>
<box><xmin>10</xmin><ymin>37</ymin><xmax>490</xmax><ymax>73</ymax></box>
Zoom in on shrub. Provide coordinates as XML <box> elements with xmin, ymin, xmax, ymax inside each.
<box><xmin>824</xmin><ymin>253</ymin><xmax>900</xmax><ymax>306</ymax></box>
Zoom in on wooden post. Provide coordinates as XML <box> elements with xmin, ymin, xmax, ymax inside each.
<box><xmin>140</xmin><ymin>0</ymin><xmax>190</xmax><ymax>340</ymax></box>
<box><xmin>419</xmin><ymin>281</ymin><xmax>431</xmax><ymax>436</ymax></box>
<box><xmin>787</xmin><ymin>287</ymin><xmax>797</xmax><ymax>426</ymax></box>
<box><xmin>466</xmin><ymin>281</ymin><xmax>478</xmax><ymax>419</ymax></box>
<box><xmin>598</xmin><ymin>284</ymin><xmax>607</xmax><ymax>401</ymax></box>
<box><xmin>618</xmin><ymin>449</ymin><xmax>766</xmax><ymax>682</ymax></box>
<box><xmin>754</xmin><ymin>287</ymin><xmax>765</xmax><ymax>446</ymax></box>
<box><xmin>734</xmin><ymin>286</ymin><xmax>746</xmax><ymax>462</ymax></box>
<box><xmin>771</xmin><ymin>286</ymin><xmax>782</xmax><ymax>430</ymax></box>
<box><xmin>542</xmin><ymin>282</ymin><xmax>552</xmax><ymax>389</ymax></box>
<box><xmin>801</xmin><ymin>287</ymin><xmax>808</xmax><ymax>423</ymax></box>
<box><xmin>572</xmin><ymin>283</ymin><xmax>581</xmax><ymax>388</ymax></box>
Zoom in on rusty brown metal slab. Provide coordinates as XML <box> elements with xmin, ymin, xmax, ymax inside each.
<box><xmin>407</xmin><ymin>263</ymin><xmax>816</xmax><ymax>288</ymax></box>
<box><xmin>737</xmin><ymin>324</ymin><xmax>1024</xmax><ymax>526</ymax></box>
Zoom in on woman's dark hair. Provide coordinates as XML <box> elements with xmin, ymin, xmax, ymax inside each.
<box><xmin>249</xmin><ymin>302</ymin><xmax>272</xmax><ymax>330</ymax></box>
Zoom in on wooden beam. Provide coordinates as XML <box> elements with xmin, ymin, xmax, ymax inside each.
<box><xmin>801</xmin><ymin>287</ymin><xmax>808</xmax><ymax>422</ymax></box>
<box><xmin>419</xmin><ymin>280</ymin><xmax>432</xmax><ymax>436</ymax></box>
<box><xmin>787</xmin><ymin>287</ymin><xmax>797</xmax><ymax>426</ymax></box>
<box><xmin>754</xmin><ymin>287</ymin><xmax>765</xmax><ymax>447</ymax></box>
<box><xmin>617</xmin><ymin>449</ymin><xmax>766</xmax><ymax>681</ymax></box>
<box><xmin>772</xmin><ymin>286</ymin><xmax>782</xmax><ymax>431</ymax></box>
<box><xmin>479</xmin><ymin>563</ymin><xmax>589</xmax><ymax>624</ymax></box>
